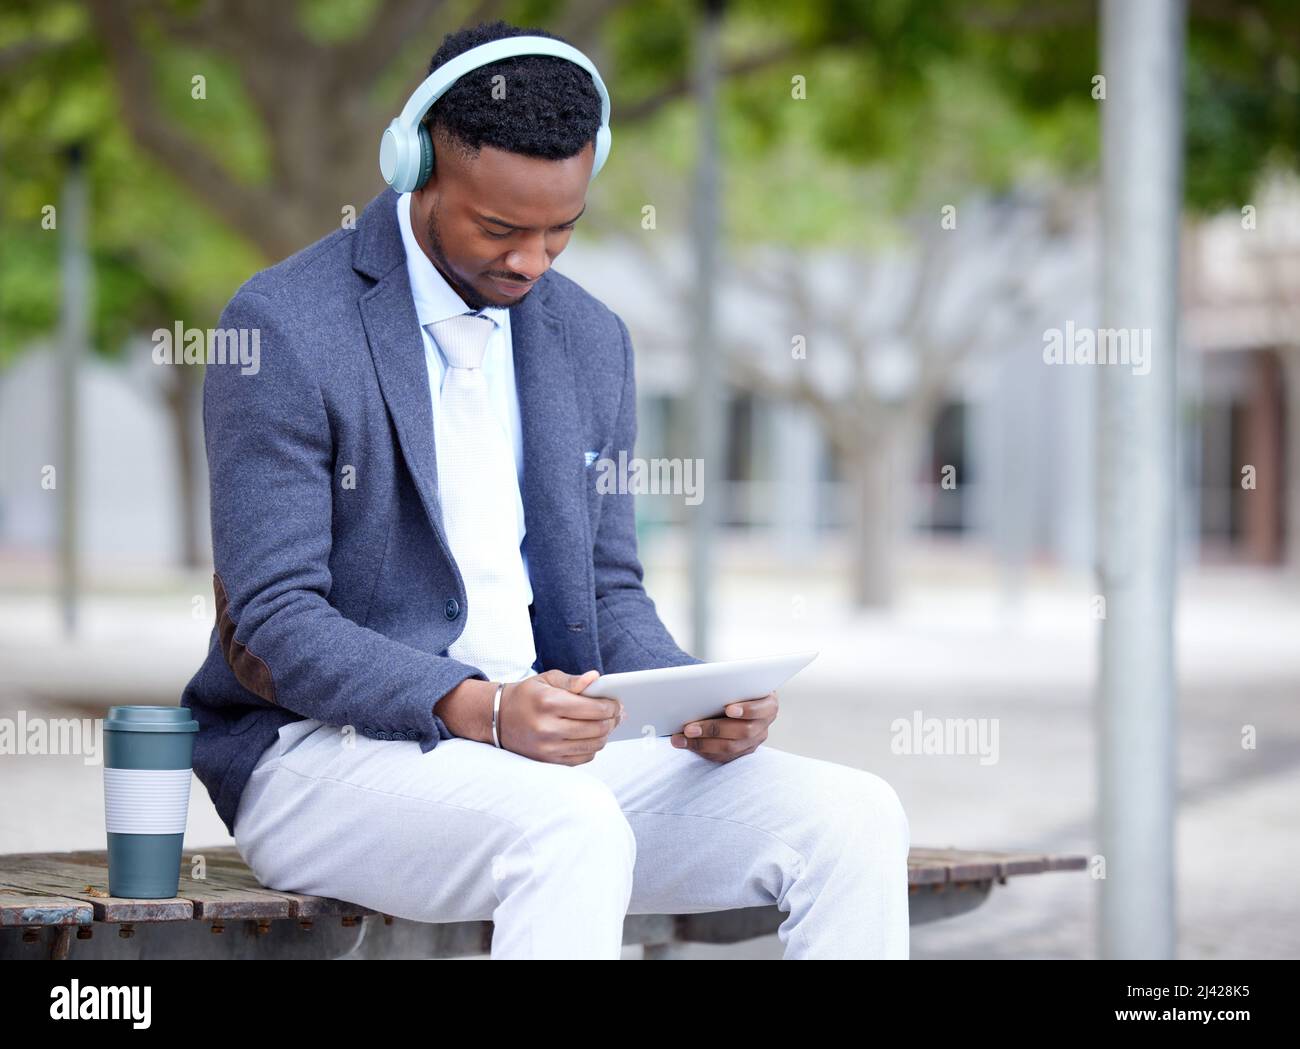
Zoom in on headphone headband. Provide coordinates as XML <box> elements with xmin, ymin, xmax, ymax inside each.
<box><xmin>379</xmin><ymin>35</ymin><xmax>612</xmax><ymax>192</ymax></box>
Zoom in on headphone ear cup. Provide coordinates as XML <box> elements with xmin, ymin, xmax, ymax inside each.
<box><xmin>587</xmin><ymin>126</ymin><xmax>611</xmax><ymax>183</ymax></box>
<box><xmin>590</xmin><ymin>125</ymin><xmax>611</xmax><ymax>181</ymax></box>
<box><xmin>414</xmin><ymin>123</ymin><xmax>434</xmax><ymax>189</ymax></box>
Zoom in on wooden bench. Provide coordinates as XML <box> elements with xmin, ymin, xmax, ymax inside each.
<box><xmin>0</xmin><ymin>846</ymin><xmax>1086</xmax><ymax>959</ymax></box>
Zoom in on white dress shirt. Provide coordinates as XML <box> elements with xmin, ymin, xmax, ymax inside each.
<box><xmin>396</xmin><ymin>191</ymin><xmax>533</xmax><ymax>596</ymax></box>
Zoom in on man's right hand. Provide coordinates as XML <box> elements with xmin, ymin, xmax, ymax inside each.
<box><xmin>497</xmin><ymin>669</ymin><xmax>623</xmax><ymax>764</ymax></box>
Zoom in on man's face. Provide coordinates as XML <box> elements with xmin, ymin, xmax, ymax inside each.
<box><xmin>410</xmin><ymin>127</ymin><xmax>593</xmax><ymax>311</ymax></box>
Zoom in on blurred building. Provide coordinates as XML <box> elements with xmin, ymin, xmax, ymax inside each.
<box><xmin>1</xmin><ymin>184</ymin><xmax>1296</xmax><ymax>576</ymax></box>
<box><xmin>0</xmin><ymin>339</ymin><xmax>200</xmax><ymax>569</ymax></box>
<box><xmin>1182</xmin><ymin>177</ymin><xmax>1300</xmax><ymax>567</ymax></box>
<box><xmin>561</xmin><ymin>180</ymin><xmax>1300</xmax><ymax>576</ymax></box>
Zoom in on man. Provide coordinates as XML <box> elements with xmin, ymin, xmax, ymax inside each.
<box><xmin>183</xmin><ymin>18</ymin><xmax>910</xmax><ymax>959</ymax></box>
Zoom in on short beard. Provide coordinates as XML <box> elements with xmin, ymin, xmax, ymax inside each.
<box><xmin>425</xmin><ymin>202</ymin><xmax>490</xmax><ymax>312</ymax></box>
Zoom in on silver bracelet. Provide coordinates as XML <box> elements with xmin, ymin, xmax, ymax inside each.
<box><xmin>491</xmin><ymin>681</ymin><xmax>506</xmax><ymax>749</ymax></box>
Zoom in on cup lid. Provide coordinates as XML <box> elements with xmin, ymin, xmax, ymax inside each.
<box><xmin>104</xmin><ymin>705</ymin><xmax>200</xmax><ymax>733</ymax></box>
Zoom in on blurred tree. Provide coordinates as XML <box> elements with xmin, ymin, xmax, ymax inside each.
<box><xmin>7</xmin><ymin>0</ymin><xmax>1293</xmax><ymax>354</ymax></box>
<box><xmin>1</xmin><ymin>0</ymin><xmax>1296</xmax><ymax>580</ymax></box>
<box><xmin>618</xmin><ymin>187</ymin><xmax>1087</xmax><ymax>605</ymax></box>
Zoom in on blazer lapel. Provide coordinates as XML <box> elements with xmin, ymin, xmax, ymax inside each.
<box><xmin>354</xmin><ymin>190</ymin><xmax>455</xmax><ymax>569</ymax></box>
<box><xmin>511</xmin><ymin>284</ymin><xmax>599</xmax><ymax>667</ymax></box>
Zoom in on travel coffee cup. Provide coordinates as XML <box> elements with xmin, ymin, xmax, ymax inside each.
<box><xmin>103</xmin><ymin>705</ymin><xmax>200</xmax><ymax>898</ymax></box>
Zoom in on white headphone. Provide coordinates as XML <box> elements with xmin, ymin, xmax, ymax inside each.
<box><xmin>378</xmin><ymin>35</ymin><xmax>612</xmax><ymax>193</ymax></box>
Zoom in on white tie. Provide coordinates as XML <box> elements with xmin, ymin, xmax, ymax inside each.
<box><xmin>429</xmin><ymin>312</ymin><xmax>536</xmax><ymax>683</ymax></box>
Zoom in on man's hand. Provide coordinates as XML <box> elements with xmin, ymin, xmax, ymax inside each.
<box><xmin>498</xmin><ymin>669</ymin><xmax>624</xmax><ymax>765</ymax></box>
<box><xmin>670</xmin><ymin>691</ymin><xmax>778</xmax><ymax>764</ymax></box>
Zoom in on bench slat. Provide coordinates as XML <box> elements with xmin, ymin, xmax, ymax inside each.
<box><xmin>41</xmin><ymin>849</ymin><xmax>374</xmax><ymax>922</ymax></box>
<box><xmin>908</xmin><ymin>847</ymin><xmax>1087</xmax><ymax>882</ymax></box>
<box><xmin>0</xmin><ymin>856</ymin><xmax>192</xmax><ymax>923</ymax></box>
<box><xmin>0</xmin><ymin>846</ymin><xmax>1087</xmax><ymax>927</ymax></box>
<box><xmin>194</xmin><ymin>849</ymin><xmax>378</xmax><ymax>919</ymax></box>
<box><xmin>0</xmin><ymin>887</ymin><xmax>96</xmax><ymax>927</ymax></box>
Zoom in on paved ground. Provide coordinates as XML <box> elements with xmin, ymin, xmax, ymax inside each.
<box><xmin>2</xmin><ymin>541</ymin><xmax>1297</xmax><ymax>959</ymax></box>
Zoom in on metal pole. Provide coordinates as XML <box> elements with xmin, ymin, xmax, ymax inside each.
<box><xmin>1097</xmin><ymin>0</ymin><xmax>1184</xmax><ymax>959</ymax></box>
<box><xmin>689</xmin><ymin>0</ymin><xmax>724</xmax><ymax>658</ymax></box>
<box><xmin>58</xmin><ymin>143</ymin><xmax>90</xmax><ymax>637</ymax></box>
<box><xmin>1283</xmin><ymin>350</ymin><xmax>1300</xmax><ymax>575</ymax></box>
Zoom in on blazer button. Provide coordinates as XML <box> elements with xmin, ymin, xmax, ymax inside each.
<box><xmin>445</xmin><ymin>598</ymin><xmax>460</xmax><ymax>620</ymax></box>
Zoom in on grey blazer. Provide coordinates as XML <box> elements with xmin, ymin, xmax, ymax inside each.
<box><xmin>182</xmin><ymin>186</ymin><xmax>700</xmax><ymax>836</ymax></box>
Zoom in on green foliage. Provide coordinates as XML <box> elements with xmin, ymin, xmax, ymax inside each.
<box><xmin>298</xmin><ymin>0</ymin><xmax>385</xmax><ymax>44</ymax></box>
<box><xmin>0</xmin><ymin>0</ymin><xmax>260</xmax><ymax>364</ymax></box>
<box><xmin>1</xmin><ymin>0</ymin><xmax>1296</xmax><ymax>365</ymax></box>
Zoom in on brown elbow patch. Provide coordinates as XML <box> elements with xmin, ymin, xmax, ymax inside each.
<box><xmin>213</xmin><ymin>573</ymin><xmax>277</xmax><ymax>705</ymax></box>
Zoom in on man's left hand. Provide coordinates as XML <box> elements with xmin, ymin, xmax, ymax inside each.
<box><xmin>671</xmin><ymin>691</ymin><xmax>778</xmax><ymax>763</ymax></box>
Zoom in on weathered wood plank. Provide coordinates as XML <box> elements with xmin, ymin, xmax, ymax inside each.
<box><xmin>967</xmin><ymin>850</ymin><xmax>1085</xmax><ymax>877</ymax></box>
<box><xmin>190</xmin><ymin>850</ymin><xmax>378</xmax><ymax>919</ymax></box>
<box><xmin>188</xmin><ymin>861</ymin><xmax>374</xmax><ymax>920</ymax></box>
<box><xmin>909</xmin><ymin>852</ymin><xmax>1010</xmax><ymax>882</ymax></box>
<box><xmin>0</xmin><ymin>886</ymin><xmax>95</xmax><ymax>927</ymax></box>
<box><xmin>1041</xmin><ymin>853</ymin><xmax>1089</xmax><ymax>872</ymax></box>
<box><xmin>0</xmin><ymin>857</ymin><xmax>192</xmax><ymax>922</ymax></box>
<box><xmin>23</xmin><ymin>848</ymin><xmax>376</xmax><ymax>921</ymax></box>
<box><xmin>907</xmin><ymin>848</ymin><xmax>1087</xmax><ymax>883</ymax></box>
<box><xmin>171</xmin><ymin>871</ymin><xmax>294</xmax><ymax>921</ymax></box>
<box><xmin>45</xmin><ymin>848</ymin><xmax>372</xmax><ymax>921</ymax></box>
<box><xmin>905</xmin><ymin>861</ymin><xmax>951</xmax><ymax>885</ymax></box>
<box><xmin>3</xmin><ymin>846</ymin><xmax>1088</xmax><ymax>926</ymax></box>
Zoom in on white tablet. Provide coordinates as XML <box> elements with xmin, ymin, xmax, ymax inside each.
<box><xmin>582</xmin><ymin>651</ymin><xmax>819</xmax><ymax>743</ymax></box>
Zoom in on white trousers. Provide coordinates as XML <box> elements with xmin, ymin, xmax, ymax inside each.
<box><xmin>232</xmin><ymin>718</ymin><xmax>911</xmax><ymax>959</ymax></box>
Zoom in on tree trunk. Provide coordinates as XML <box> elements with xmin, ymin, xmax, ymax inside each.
<box><xmin>848</xmin><ymin>433</ymin><xmax>899</xmax><ymax>608</ymax></box>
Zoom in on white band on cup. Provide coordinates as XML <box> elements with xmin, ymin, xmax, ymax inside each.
<box><xmin>103</xmin><ymin>767</ymin><xmax>193</xmax><ymax>834</ymax></box>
